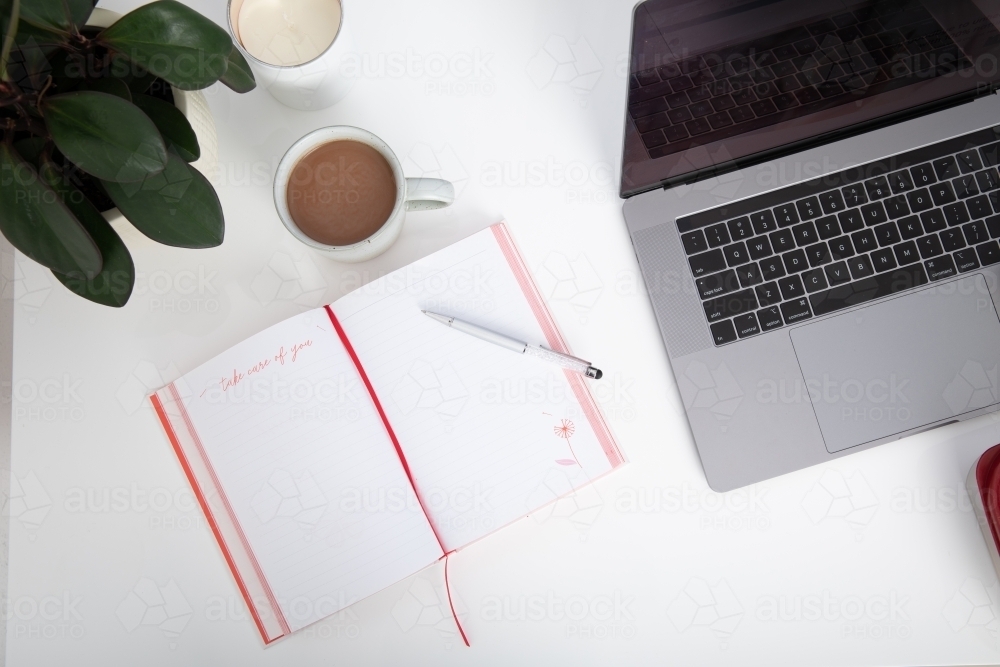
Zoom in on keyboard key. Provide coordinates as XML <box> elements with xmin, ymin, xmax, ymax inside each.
<box><xmin>815</xmin><ymin>215</ymin><xmax>841</xmax><ymax>240</ymax></box>
<box><xmin>792</xmin><ymin>221</ymin><xmax>818</xmax><ymax>246</ymax></box>
<box><xmin>747</xmin><ymin>236</ymin><xmax>773</xmax><ymax>260</ymax></box>
<box><xmin>803</xmin><ymin>241</ymin><xmax>830</xmax><ymax>267</ymax></box>
<box><xmin>981</xmin><ymin>141</ymin><xmax>1000</xmax><ymax>167</ymax></box>
<box><xmin>810</xmin><ymin>264</ymin><xmax>928</xmax><ymax>316</ymax></box>
<box><xmin>882</xmin><ymin>195</ymin><xmax>910</xmax><ymax>219</ymax></box>
<box><xmin>897</xmin><ymin>215</ymin><xmax>922</xmax><ymax>240</ymax></box>
<box><xmin>987</xmin><ymin>215</ymin><xmax>1000</xmax><ymax>238</ymax></box>
<box><xmin>710</xmin><ymin>319</ymin><xmax>738</xmax><ymax>345</ymax></box>
<box><xmin>933</xmin><ymin>156</ymin><xmax>960</xmax><ymax>180</ymax></box>
<box><xmin>871</xmin><ymin>247</ymin><xmax>898</xmax><ymax>272</ymax></box>
<box><xmin>910</xmin><ymin>163</ymin><xmax>936</xmax><ymax>186</ymax></box>
<box><xmin>825</xmin><ymin>261</ymin><xmax>852</xmax><ymax>285</ymax></box>
<box><xmin>724</xmin><ymin>242</ymin><xmax>750</xmax><ymax>266</ymax></box>
<box><xmin>943</xmin><ymin>201</ymin><xmax>970</xmax><ymax>226</ymax></box>
<box><xmin>705</xmin><ymin>223</ymin><xmax>731</xmax><ymax>247</ymax></box>
<box><xmin>728</xmin><ymin>216</ymin><xmax>753</xmax><ymax>240</ymax></box>
<box><xmin>957</xmin><ymin>149</ymin><xmax>983</xmax><ymax>173</ymax></box>
<box><xmin>977</xmin><ymin>240</ymin><xmax>1000</xmax><ymax>266</ymax></box>
<box><xmin>837</xmin><ymin>208</ymin><xmax>865</xmax><ymax>233</ymax></box>
<box><xmin>755</xmin><ymin>281</ymin><xmax>783</xmax><ymax>306</ymax></box>
<box><xmin>861</xmin><ymin>201</ymin><xmax>888</xmax><ymax>226</ymax></box>
<box><xmin>736</xmin><ymin>262</ymin><xmax>763</xmax><ymax>287</ymax></box>
<box><xmin>704</xmin><ymin>288</ymin><xmax>758</xmax><ymax>322</ymax></box>
<box><xmin>872</xmin><ymin>221</ymin><xmax>901</xmax><ymax>246</ymax></box>
<box><xmin>750</xmin><ymin>210</ymin><xmax>778</xmax><ymax>234</ymax></box>
<box><xmin>750</xmin><ymin>99</ymin><xmax>778</xmax><ymax>116</ymax></box>
<box><xmin>689</xmin><ymin>249</ymin><xmax>727</xmax><ymax>276</ymax></box>
<box><xmin>954</xmin><ymin>174</ymin><xmax>979</xmax><ymax>199</ymax></box>
<box><xmin>757</xmin><ymin>306</ymin><xmax>783</xmax><ymax>331</ymax></box>
<box><xmin>778</xmin><ymin>274</ymin><xmax>806</xmax><ymax>299</ymax></box>
<box><xmin>976</xmin><ymin>167</ymin><xmax>1000</xmax><ymax>192</ymax></box>
<box><xmin>770</xmin><ymin>228</ymin><xmax>796</xmax><ymax>253</ymax></box>
<box><xmin>819</xmin><ymin>190</ymin><xmax>847</xmax><ymax>214</ymax></box>
<box><xmin>894</xmin><ymin>240</ymin><xmax>920</xmax><ymax>265</ymax></box>
<box><xmin>802</xmin><ymin>268</ymin><xmax>828</xmax><ymax>292</ymax></box>
<box><xmin>888</xmin><ymin>169</ymin><xmax>914</xmax><ymax>193</ymax></box>
<box><xmin>733</xmin><ymin>312</ymin><xmax>761</xmax><ymax>338</ymax></box>
<box><xmin>664</xmin><ymin>126</ymin><xmax>690</xmax><ymax>142</ymax></box>
<box><xmin>707</xmin><ymin>112</ymin><xmax>733</xmax><ymax>129</ymax></box>
<box><xmin>782</xmin><ymin>249</ymin><xmax>808</xmax><ymax>274</ymax></box>
<box><xmin>773</xmin><ymin>204</ymin><xmax>800</xmax><ymax>227</ymax></box>
<box><xmin>780</xmin><ymin>297</ymin><xmax>812</xmax><ymax>324</ymax></box>
<box><xmin>687</xmin><ymin>118</ymin><xmax>712</xmax><ymax>135</ymax></box>
<box><xmin>852</xmin><ymin>229</ymin><xmax>878</xmax><ymax>253</ymax></box>
<box><xmin>920</xmin><ymin>208</ymin><xmax>947</xmax><ymax>232</ymax></box>
<box><xmin>681</xmin><ymin>230</ymin><xmax>709</xmax><ymax>254</ymax></box>
<box><xmin>905</xmin><ymin>188</ymin><xmax>933</xmax><ymax>212</ymax></box>
<box><xmin>729</xmin><ymin>105</ymin><xmax>755</xmax><ymax>123</ymax></box>
<box><xmin>841</xmin><ymin>183</ymin><xmax>868</xmax><ymax>207</ymax></box>
<box><xmin>967</xmin><ymin>195</ymin><xmax>992</xmax><ymax>219</ymax></box>
<box><xmin>828</xmin><ymin>235</ymin><xmax>854</xmax><ymax>259</ymax></box>
<box><xmin>848</xmin><ymin>254</ymin><xmax>875</xmax><ymax>279</ymax></box>
<box><xmin>795</xmin><ymin>197</ymin><xmax>822</xmax><ymax>220</ymax></box>
<box><xmin>930</xmin><ymin>181</ymin><xmax>957</xmax><ymax>206</ymax></box>
<box><xmin>954</xmin><ymin>248</ymin><xmax>980</xmax><ymax>272</ymax></box>
<box><xmin>759</xmin><ymin>256</ymin><xmax>786</xmax><ymax>280</ymax></box>
<box><xmin>696</xmin><ymin>269</ymin><xmax>740</xmax><ymax>299</ymax></box>
<box><xmin>865</xmin><ymin>176</ymin><xmax>892</xmax><ymax>200</ymax></box>
<box><xmin>964</xmin><ymin>220</ymin><xmax>989</xmax><ymax>245</ymax></box>
<box><xmin>925</xmin><ymin>255</ymin><xmax>957</xmax><ymax>281</ymax></box>
<box><xmin>917</xmin><ymin>234</ymin><xmax>944</xmax><ymax>258</ymax></box>
<box><xmin>940</xmin><ymin>228</ymin><xmax>966</xmax><ymax>252</ymax></box>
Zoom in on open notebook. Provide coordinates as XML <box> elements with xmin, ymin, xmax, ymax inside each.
<box><xmin>151</xmin><ymin>223</ymin><xmax>624</xmax><ymax>645</ymax></box>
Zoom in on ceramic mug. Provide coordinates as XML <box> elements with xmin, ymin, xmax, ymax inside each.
<box><xmin>273</xmin><ymin>126</ymin><xmax>455</xmax><ymax>262</ymax></box>
<box><xmin>227</xmin><ymin>0</ymin><xmax>355</xmax><ymax>111</ymax></box>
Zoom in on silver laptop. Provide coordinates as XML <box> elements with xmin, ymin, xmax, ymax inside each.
<box><xmin>621</xmin><ymin>0</ymin><xmax>1000</xmax><ymax>491</ymax></box>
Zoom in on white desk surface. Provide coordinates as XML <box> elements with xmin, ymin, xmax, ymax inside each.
<box><xmin>8</xmin><ymin>0</ymin><xmax>1000</xmax><ymax>664</ymax></box>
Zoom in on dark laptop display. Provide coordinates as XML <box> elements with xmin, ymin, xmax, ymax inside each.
<box><xmin>621</xmin><ymin>0</ymin><xmax>1000</xmax><ymax>197</ymax></box>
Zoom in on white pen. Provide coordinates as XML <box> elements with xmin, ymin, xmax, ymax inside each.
<box><xmin>422</xmin><ymin>311</ymin><xmax>603</xmax><ymax>379</ymax></box>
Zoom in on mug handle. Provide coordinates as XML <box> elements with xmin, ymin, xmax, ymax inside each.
<box><xmin>404</xmin><ymin>178</ymin><xmax>455</xmax><ymax>211</ymax></box>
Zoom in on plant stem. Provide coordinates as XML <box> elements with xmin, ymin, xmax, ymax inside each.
<box><xmin>0</xmin><ymin>0</ymin><xmax>20</xmax><ymax>82</ymax></box>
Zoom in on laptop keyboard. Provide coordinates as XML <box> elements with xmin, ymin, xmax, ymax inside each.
<box><xmin>629</xmin><ymin>4</ymin><xmax>971</xmax><ymax>159</ymax></box>
<box><xmin>677</xmin><ymin>126</ymin><xmax>1000</xmax><ymax>346</ymax></box>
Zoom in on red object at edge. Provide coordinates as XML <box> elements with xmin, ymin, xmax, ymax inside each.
<box><xmin>975</xmin><ymin>444</ymin><xmax>1000</xmax><ymax>556</ymax></box>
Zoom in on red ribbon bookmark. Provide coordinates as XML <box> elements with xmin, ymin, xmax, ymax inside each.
<box><xmin>325</xmin><ymin>305</ymin><xmax>470</xmax><ymax>646</ymax></box>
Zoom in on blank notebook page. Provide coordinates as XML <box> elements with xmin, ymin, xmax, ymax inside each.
<box><xmin>331</xmin><ymin>226</ymin><xmax>618</xmax><ymax>552</ymax></box>
<box><xmin>171</xmin><ymin>309</ymin><xmax>443</xmax><ymax>631</ymax></box>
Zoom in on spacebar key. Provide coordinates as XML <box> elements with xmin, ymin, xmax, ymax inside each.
<box><xmin>809</xmin><ymin>265</ymin><xmax>928</xmax><ymax>316</ymax></box>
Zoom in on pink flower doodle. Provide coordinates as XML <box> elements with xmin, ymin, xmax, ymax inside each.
<box><xmin>553</xmin><ymin>419</ymin><xmax>580</xmax><ymax>466</ymax></box>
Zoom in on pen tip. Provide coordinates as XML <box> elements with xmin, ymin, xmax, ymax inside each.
<box><xmin>586</xmin><ymin>367</ymin><xmax>603</xmax><ymax>380</ymax></box>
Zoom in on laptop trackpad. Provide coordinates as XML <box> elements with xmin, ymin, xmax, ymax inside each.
<box><xmin>789</xmin><ymin>274</ymin><xmax>1000</xmax><ymax>453</ymax></box>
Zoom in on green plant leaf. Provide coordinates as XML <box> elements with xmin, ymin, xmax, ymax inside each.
<box><xmin>88</xmin><ymin>76</ymin><xmax>132</xmax><ymax>101</ymax></box>
<box><xmin>11</xmin><ymin>0</ymin><xmax>93</xmax><ymax>33</ymax></box>
<box><xmin>98</xmin><ymin>0</ymin><xmax>232</xmax><ymax>90</ymax></box>
<box><xmin>102</xmin><ymin>152</ymin><xmax>223</xmax><ymax>248</ymax></box>
<box><xmin>0</xmin><ymin>144</ymin><xmax>102</xmax><ymax>278</ymax></box>
<box><xmin>124</xmin><ymin>65</ymin><xmax>157</xmax><ymax>95</ymax></box>
<box><xmin>12</xmin><ymin>137</ymin><xmax>45</xmax><ymax>165</ymax></box>
<box><xmin>43</xmin><ymin>91</ymin><xmax>167</xmax><ymax>182</ymax></box>
<box><xmin>219</xmin><ymin>45</ymin><xmax>255</xmax><ymax>93</ymax></box>
<box><xmin>39</xmin><ymin>161</ymin><xmax>134</xmax><ymax>307</ymax></box>
<box><xmin>132</xmin><ymin>93</ymin><xmax>199</xmax><ymax>162</ymax></box>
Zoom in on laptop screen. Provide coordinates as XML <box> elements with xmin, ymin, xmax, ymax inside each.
<box><xmin>621</xmin><ymin>0</ymin><xmax>1000</xmax><ymax>197</ymax></box>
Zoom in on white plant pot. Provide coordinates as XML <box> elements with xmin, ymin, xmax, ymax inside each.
<box><xmin>86</xmin><ymin>8</ymin><xmax>219</xmax><ymax>244</ymax></box>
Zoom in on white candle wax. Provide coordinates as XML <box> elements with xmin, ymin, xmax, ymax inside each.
<box><xmin>237</xmin><ymin>0</ymin><xmax>341</xmax><ymax>67</ymax></box>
